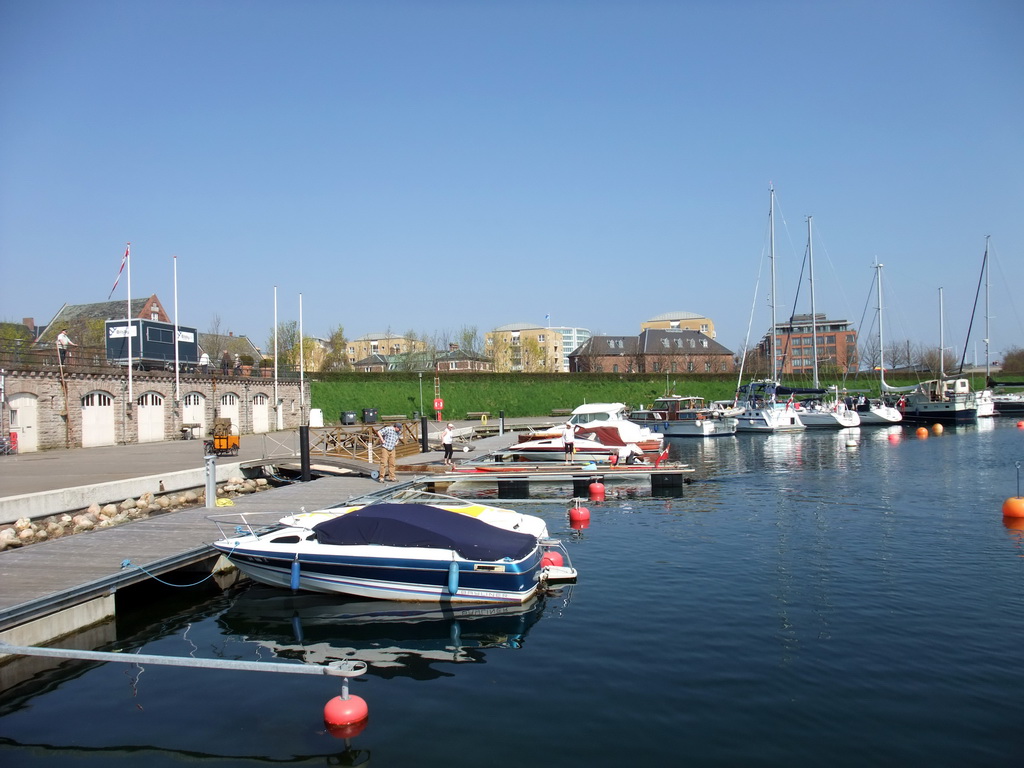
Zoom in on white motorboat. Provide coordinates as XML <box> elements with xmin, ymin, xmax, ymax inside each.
<box><xmin>797</xmin><ymin>398</ymin><xmax>861</xmax><ymax>429</ymax></box>
<box><xmin>629</xmin><ymin>395</ymin><xmax>738</xmax><ymax>437</ymax></box>
<box><xmin>527</xmin><ymin>402</ymin><xmax>664</xmax><ymax>454</ymax></box>
<box><xmin>211</xmin><ymin>501</ymin><xmax>576</xmax><ymax>604</ymax></box>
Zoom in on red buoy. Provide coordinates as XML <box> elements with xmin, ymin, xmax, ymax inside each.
<box><xmin>887</xmin><ymin>433</ymin><xmax>900</xmax><ymax>444</ymax></box>
<box><xmin>1002</xmin><ymin>497</ymin><xmax>1024</xmax><ymax>519</ymax></box>
<box><xmin>541</xmin><ymin>550</ymin><xmax>564</xmax><ymax>568</ymax></box>
<box><xmin>1017</xmin><ymin>421</ymin><xmax>1024</xmax><ymax>429</ymax></box>
<box><xmin>324</xmin><ymin>694</ymin><xmax>369</xmax><ymax>728</ymax></box>
<box><xmin>569</xmin><ymin>504</ymin><xmax>590</xmax><ymax>521</ymax></box>
<box><xmin>569</xmin><ymin>516</ymin><xmax>590</xmax><ymax>531</ymax></box>
<box><xmin>588</xmin><ymin>481</ymin><xmax>605</xmax><ymax>501</ymax></box>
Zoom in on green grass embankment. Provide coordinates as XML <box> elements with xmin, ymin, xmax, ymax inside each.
<box><xmin>310</xmin><ymin>373</ymin><xmax>739</xmax><ymax>422</ymax></box>
<box><xmin>308</xmin><ymin>371</ymin><xmax>959</xmax><ymax>423</ymax></box>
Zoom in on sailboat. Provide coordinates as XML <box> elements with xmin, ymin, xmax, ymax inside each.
<box><xmin>735</xmin><ymin>186</ymin><xmax>806</xmax><ymax>433</ymax></box>
<box><xmin>793</xmin><ymin>216</ymin><xmax>860</xmax><ymax>429</ymax></box>
<box><xmin>962</xmin><ymin>236</ymin><xmax>995</xmax><ymax>417</ymax></box>
<box><xmin>884</xmin><ymin>287</ymin><xmax>979</xmax><ymax>425</ymax></box>
<box><xmin>856</xmin><ymin>261</ymin><xmax>903</xmax><ymax>426</ymax></box>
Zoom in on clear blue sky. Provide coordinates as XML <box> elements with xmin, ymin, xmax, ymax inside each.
<box><xmin>2</xmin><ymin>0</ymin><xmax>1021</xmax><ymax>362</ymax></box>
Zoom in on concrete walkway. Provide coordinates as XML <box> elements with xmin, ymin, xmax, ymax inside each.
<box><xmin>0</xmin><ymin>418</ymin><xmax>555</xmax><ymax>497</ymax></box>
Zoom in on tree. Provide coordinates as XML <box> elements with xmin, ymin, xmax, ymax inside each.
<box><xmin>1001</xmin><ymin>346</ymin><xmax>1024</xmax><ymax>374</ymax></box>
<box><xmin>267</xmin><ymin>320</ymin><xmax>300</xmax><ymax>369</ymax></box>
<box><xmin>319</xmin><ymin>325</ymin><xmax>350</xmax><ymax>372</ymax></box>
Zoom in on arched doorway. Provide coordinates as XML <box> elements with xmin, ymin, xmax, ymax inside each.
<box><xmin>219</xmin><ymin>392</ymin><xmax>240</xmax><ymax>433</ymax></box>
<box><xmin>137</xmin><ymin>391</ymin><xmax>165</xmax><ymax>443</ymax></box>
<box><xmin>183</xmin><ymin>392</ymin><xmax>206</xmax><ymax>437</ymax></box>
<box><xmin>8</xmin><ymin>392</ymin><xmax>39</xmax><ymax>453</ymax></box>
<box><xmin>81</xmin><ymin>391</ymin><xmax>115</xmax><ymax>447</ymax></box>
<box><xmin>252</xmin><ymin>392</ymin><xmax>270</xmax><ymax>433</ymax></box>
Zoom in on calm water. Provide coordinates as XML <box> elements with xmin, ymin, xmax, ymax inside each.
<box><xmin>2</xmin><ymin>421</ymin><xmax>1024</xmax><ymax>767</ymax></box>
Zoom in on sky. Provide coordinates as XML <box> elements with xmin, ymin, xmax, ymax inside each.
<box><xmin>2</xmin><ymin>0</ymin><xmax>1022</xmax><ymax>362</ymax></box>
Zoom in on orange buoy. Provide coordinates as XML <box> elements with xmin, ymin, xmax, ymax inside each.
<box><xmin>932</xmin><ymin>423</ymin><xmax>944</xmax><ymax>435</ymax></box>
<box><xmin>1002</xmin><ymin>497</ymin><xmax>1024</xmax><ymax>519</ymax></box>
<box><xmin>915</xmin><ymin>427</ymin><xmax>929</xmax><ymax>439</ymax></box>
<box><xmin>325</xmin><ymin>694</ymin><xmax>368</xmax><ymax>728</ymax></box>
<box><xmin>569</xmin><ymin>504</ymin><xmax>591</xmax><ymax>523</ymax></box>
<box><xmin>588</xmin><ymin>481</ymin><xmax>605</xmax><ymax>501</ymax></box>
<box><xmin>541</xmin><ymin>550</ymin><xmax>564</xmax><ymax>568</ymax></box>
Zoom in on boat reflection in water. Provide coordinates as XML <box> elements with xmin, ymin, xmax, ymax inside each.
<box><xmin>218</xmin><ymin>583</ymin><xmax>570</xmax><ymax>680</ymax></box>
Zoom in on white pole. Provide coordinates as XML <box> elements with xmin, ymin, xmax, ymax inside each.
<box><xmin>299</xmin><ymin>292</ymin><xmax>305</xmax><ymax>425</ymax></box>
<box><xmin>273</xmin><ymin>285</ymin><xmax>279</xmax><ymax>429</ymax></box>
<box><xmin>173</xmin><ymin>254</ymin><xmax>180</xmax><ymax>404</ymax></box>
<box><xmin>126</xmin><ymin>243</ymin><xmax>133</xmax><ymax>403</ymax></box>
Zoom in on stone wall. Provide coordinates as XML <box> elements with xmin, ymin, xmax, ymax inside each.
<box><xmin>2</xmin><ymin>370</ymin><xmax>305</xmax><ymax>451</ymax></box>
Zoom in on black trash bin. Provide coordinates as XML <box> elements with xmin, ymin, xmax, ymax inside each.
<box><xmin>362</xmin><ymin>408</ymin><xmax>378</xmax><ymax>424</ymax></box>
<box><xmin>341</xmin><ymin>411</ymin><xmax>357</xmax><ymax>425</ymax></box>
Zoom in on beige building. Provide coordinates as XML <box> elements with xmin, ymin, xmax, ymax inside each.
<box><xmin>641</xmin><ymin>310</ymin><xmax>716</xmax><ymax>339</ymax></box>
<box><xmin>485</xmin><ymin>323</ymin><xmax>563</xmax><ymax>373</ymax></box>
<box><xmin>347</xmin><ymin>332</ymin><xmax>430</xmax><ymax>367</ymax></box>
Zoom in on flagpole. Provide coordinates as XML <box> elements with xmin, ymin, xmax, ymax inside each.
<box><xmin>126</xmin><ymin>243</ymin><xmax>133</xmax><ymax>404</ymax></box>
<box><xmin>273</xmin><ymin>286</ymin><xmax>279</xmax><ymax>430</ymax></box>
<box><xmin>173</xmin><ymin>254</ymin><xmax>180</xmax><ymax>404</ymax></box>
<box><xmin>299</xmin><ymin>293</ymin><xmax>305</xmax><ymax>425</ymax></box>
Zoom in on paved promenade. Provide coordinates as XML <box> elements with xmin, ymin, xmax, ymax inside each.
<box><xmin>0</xmin><ymin>417</ymin><xmax>552</xmax><ymax>499</ymax></box>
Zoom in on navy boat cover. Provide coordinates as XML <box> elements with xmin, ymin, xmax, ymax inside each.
<box><xmin>313</xmin><ymin>504</ymin><xmax>538</xmax><ymax>561</ymax></box>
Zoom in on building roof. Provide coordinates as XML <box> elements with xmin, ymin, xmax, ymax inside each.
<box><xmin>491</xmin><ymin>322</ymin><xmax>545</xmax><ymax>332</ymax></box>
<box><xmin>38</xmin><ymin>297</ymin><xmax>159</xmax><ymax>343</ymax></box>
<box><xmin>638</xmin><ymin>329</ymin><xmax>733</xmax><ymax>356</ymax></box>
<box><xmin>645</xmin><ymin>310</ymin><xmax>709</xmax><ymax>323</ymax></box>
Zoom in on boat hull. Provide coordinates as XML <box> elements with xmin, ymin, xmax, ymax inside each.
<box><xmin>641</xmin><ymin>418</ymin><xmax>738</xmax><ymax>437</ymax></box>
<box><xmin>215</xmin><ymin>543</ymin><xmax>544</xmax><ymax>604</ymax></box>
<box><xmin>734</xmin><ymin>406</ymin><xmax>805</xmax><ymax>432</ymax></box>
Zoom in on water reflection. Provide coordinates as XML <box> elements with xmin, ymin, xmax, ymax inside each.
<box><xmin>217</xmin><ymin>583</ymin><xmax>570</xmax><ymax>680</ymax></box>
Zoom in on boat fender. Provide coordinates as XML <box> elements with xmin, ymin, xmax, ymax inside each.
<box><xmin>290</xmin><ymin>556</ymin><xmax>301</xmax><ymax>591</ymax></box>
<box><xmin>447</xmin><ymin>561</ymin><xmax>460</xmax><ymax>595</ymax></box>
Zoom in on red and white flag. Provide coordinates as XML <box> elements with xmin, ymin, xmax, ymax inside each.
<box><xmin>107</xmin><ymin>243</ymin><xmax>130</xmax><ymax>299</ymax></box>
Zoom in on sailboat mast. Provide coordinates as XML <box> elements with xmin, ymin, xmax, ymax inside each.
<box><xmin>939</xmin><ymin>287</ymin><xmax>945</xmax><ymax>379</ymax></box>
<box><xmin>984</xmin><ymin>235</ymin><xmax>991</xmax><ymax>380</ymax></box>
<box><xmin>770</xmin><ymin>186</ymin><xmax>777</xmax><ymax>381</ymax></box>
<box><xmin>875</xmin><ymin>260</ymin><xmax>886</xmax><ymax>387</ymax></box>
<box><xmin>808</xmin><ymin>216</ymin><xmax>818</xmax><ymax>387</ymax></box>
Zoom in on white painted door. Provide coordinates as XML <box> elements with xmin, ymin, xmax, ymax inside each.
<box><xmin>183</xmin><ymin>392</ymin><xmax>206</xmax><ymax>437</ymax></box>
<box><xmin>137</xmin><ymin>391</ymin><xmax>165</xmax><ymax>443</ymax></box>
<box><xmin>8</xmin><ymin>392</ymin><xmax>39</xmax><ymax>453</ymax></box>
<box><xmin>219</xmin><ymin>393</ymin><xmax>239</xmax><ymax>433</ymax></box>
<box><xmin>252</xmin><ymin>393</ymin><xmax>269</xmax><ymax>433</ymax></box>
<box><xmin>81</xmin><ymin>391</ymin><xmax>115</xmax><ymax>447</ymax></box>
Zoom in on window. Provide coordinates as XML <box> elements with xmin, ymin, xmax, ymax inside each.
<box><xmin>185</xmin><ymin>393</ymin><xmax>203</xmax><ymax>406</ymax></box>
<box><xmin>82</xmin><ymin>392</ymin><xmax>112</xmax><ymax>407</ymax></box>
<box><xmin>137</xmin><ymin>392</ymin><xmax>163</xmax><ymax>406</ymax></box>
<box><xmin>700</xmin><ymin>324</ymin><xmax>709</xmax><ymax>333</ymax></box>
<box><xmin>705</xmin><ymin>362</ymin><xmax>712</xmax><ymax>372</ymax></box>
<box><xmin>253</xmin><ymin>394</ymin><xmax>268</xmax><ymax>405</ymax></box>
<box><xmin>537</xmin><ymin>334</ymin><xmax>545</xmax><ymax>343</ymax></box>
<box><xmin>612</xmin><ymin>364</ymin><xmax>619</xmax><ymax>373</ymax></box>
<box><xmin>221</xmin><ymin>394</ymin><xmax>237</xmax><ymax>406</ymax></box>
<box><xmin>687</xmin><ymin>362</ymin><xmax>695</xmax><ymax>372</ymax></box>
<box><xmin>652</xmin><ymin>362</ymin><xmax>661</xmax><ymax>372</ymax></box>
<box><xmin>151</xmin><ymin>310</ymin><xmax>159</xmax><ymax>320</ymax></box>
<box><xmin>701</xmin><ymin>339</ymin><xmax>708</xmax><ymax>348</ymax></box>
<box><xmin>10</xmin><ymin>409</ymin><xmax>18</xmax><ymax>427</ymax></box>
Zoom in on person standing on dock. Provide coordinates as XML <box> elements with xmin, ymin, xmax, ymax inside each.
<box><xmin>377</xmin><ymin>423</ymin><xmax>401</xmax><ymax>482</ymax></box>
<box><xmin>56</xmin><ymin>328</ymin><xmax>76</xmax><ymax>367</ymax></box>
<box><xmin>562</xmin><ymin>422</ymin><xmax>576</xmax><ymax>464</ymax></box>
<box><xmin>440</xmin><ymin>423</ymin><xmax>455</xmax><ymax>467</ymax></box>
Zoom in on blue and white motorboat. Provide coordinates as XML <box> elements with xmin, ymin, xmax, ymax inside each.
<box><xmin>211</xmin><ymin>502</ymin><xmax>576</xmax><ymax>604</ymax></box>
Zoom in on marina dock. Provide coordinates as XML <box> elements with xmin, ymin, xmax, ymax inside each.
<box><xmin>0</xmin><ymin>417</ymin><xmax>692</xmax><ymax>655</ymax></box>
